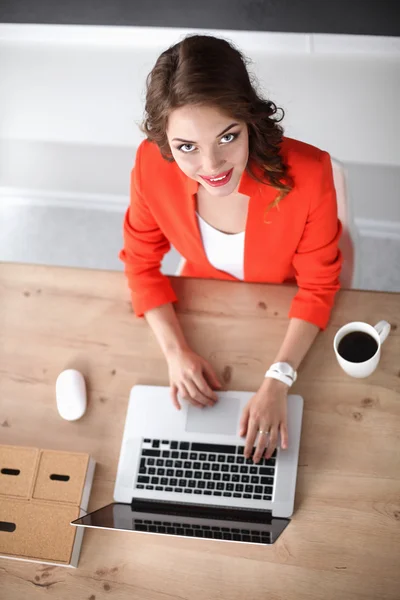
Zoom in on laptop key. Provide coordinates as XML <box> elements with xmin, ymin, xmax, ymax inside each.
<box><xmin>138</xmin><ymin>476</ymin><xmax>150</xmax><ymax>483</ymax></box>
<box><xmin>214</xmin><ymin>492</ymin><xmax>222</xmax><ymax>496</ymax></box>
<box><xmin>237</xmin><ymin>457</ymin><xmax>245</xmax><ymax>464</ymax></box>
<box><xmin>230</xmin><ymin>465</ymin><xmax>239</xmax><ymax>473</ymax></box>
<box><xmin>170</xmin><ymin>441</ymin><xmax>178</xmax><ymax>450</ymax></box>
<box><xmin>194</xmin><ymin>471</ymin><xmax>202</xmax><ymax>479</ymax></box>
<box><xmin>152</xmin><ymin>440</ymin><xmax>160</xmax><ymax>448</ymax></box>
<box><xmin>211</xmin><ymin>464</ymin><xmax>219</xmax><ymax>471</ymax></box>
<box><xmin>263</xmin><ymin>495</ymin><xmax>272</xmax><ymax>501</ymax></box>
<box><xmin>244</xmin><ymin>494</ymin><xmax>252</xmax><ymax>499</ymax></box>
<box><xmin>251</xmin><ymin>476</ymin><xmax>260</xmax><ymax>484</ymax></box>
<box><xmin>206</xmin><ymin>482</ymin><xmax>215</xmax><ymax>489</ymax></box>
<box><xmin>218</xmin><ymin>456</ymin><xmax>225</xmax><ymax>462</ymax></box>
<box><xmin>184</xmin><ymin>489</ymin><xmax>192</xmax><ymax>494</ymax></box>
<box><xmin>199</xmin><ymin>453</ymin><xmax>207</xmax><ymax>461</ymax></box>
<box><xmin>179</xmin><ymin>442</ymin><xmax>189</xmax><ymax>450</ymax></box>
<box><xmin>235</xmin><ymin>484</ymin><xmax>244</xmax><ymax>492</ymax></box>
<box><xmin>223</xmin><ymin>492</ymin><xmax>232</xmax><ymax>497</ymax></box>
<box><xmin>162</xmin><ymin>451</ymin><xmax>170</xmax><ymax>458</ymax></box>
<box><xmin>254</xmin><ymin>494</ymin><xmax>262</xmax><ymax>500</ymax></box>
<box><xmin>146</xmin><ymin>485</ymin><xmax>154</xmax><ymax>490</ymax></box>
<box><xmin>155</xmin><ymin>486</ymin><xmax>163</xmax><ymax>491</ymax></box>
<box><xmin>212</xmin><ymin>473</ymin><xmax>221</xmax><ymax>481</ymax></box>
<box><xmin>232</xmin><ymin>475</ymin><xmax>239</xmax><ymax>482</ymax></box>
<box><xmin>175</xmin><ymin>460</ymin><xmax>182</xmax><ymax>468</ymax></box>
<box><xmin>209</xmin><ymin>454</ymin><xmax>216</xmax><ymax>462</ymax></box>
<box><xmin>184</xmin><ymin>461</ymin><xmax>191</xmax><ymax>469</ymax></box>
<box><xmin>144</xmin><ymin>438</ymin><xmax>151</xmax><ymax>443</ymax></box>
<box><xmin>250</xmin><ymin>466</ymin><xmax>257</xmax><ymax>474</ymax></box>
<box><xmin>179</xmin><ymin>479</ymin><xmax>187</xmax><ymax>487</ymax></box>
<box><xmin>194</xmin><ymin>489</ymin><xmax>202</xmax><ymax>494</ymax></box>
<box><xmin>255</xmin><ymin>486</ymin><xmax>263</xmax><ymax>494</ymax></box>
<box><xmin>233</xmin><ymin>493</ymin><xmax>241</xmax><ymax>498</ymax></box>
<box><xmin>240</xmin><ymin>466</ymin><xmax>248</xmax><ymax>473</ymax></box>
<box><xmin>139</xmin><ymin>467</ymin><xmax>146</xmax><ymax>474</ymax></box>
<box><xmin>204</xmin><ymin>472</ymin><xmax>212</xmax><ymax>480</ymax></box>
<box><xmin>204</xmin><ymin>491</ymin><xmax>212</xmax><ymax>495</ymax></box>
<box><xmin>165</xmin><ymin>487</ymin><xmax>173</xmax><ymax>492</ymax></box>
<box><xmin>170</xmin><ymin>478</ymin><xmax>177</xmax><ymax>486</ymax></box>
<box><xmin>162</xmin><ymin>440</ymin><xmax>169</xmax><ymax>444</ymax></box>
<box><xmin>137</xmin><ymin>484</ymin><xmax>145</xmax><ymax>489</ymax></box>
<box><xmin>202</xmin><ymin>463</ymin><xmax>210</xmax><ymax>471</ymax></box>
<box><xmin>189</xmin><ymin>480</ymin><xmax>196</xmax><ymax>488</ymax></box>
<box><xmin>222</xmin><ymin>474</ymin><xmax>230</xmax><ymax>481</ymax></box>
<box><xmin>185</xmin><ymin>470</ymin><xmax>193</xmax><ymax>478</ymax></box>
<box><xmin>156</xmin><ymin>459</ymin><xmax>163</xmax><ymax>466</ymax></box>
<box><xmin>197</xmin><ymin>481</ymin><xmax>206</xmax><ymax>488</ymax></box>
<box><xmin>190</xmin><ymin>453</ymin><xmax>197</xmax><ymax>460</ymax></box>
<box><xmin>227</xmin><ymin>484</ymin><xmax>234</xmax><ymax>491</ymax></box>
<box><xmin>216</xmin><ymin>482</ymin><xmax>224</xmax><ymax>490</ymax></box>
<box><xmin>166</xmin><ymin>469</ymin><xmax>174</xmax><ymax>477</ymax></box>
<box><xmin>161</xmin><ymin>478</ymin><xmax>168</xmax><ymax>486</ymax></box>
<box><xmin>193</xmin><ymin>462</ymin><xmax>201</xmax><ymax>470</ymax></box>
<box><xmin>175</xmin><ymin>488</ymin><xmax>183</xmax><ymax>493</ymax></box>
<box><xmin>260</xmin><ymin>468</ymin><xmax>274</xmax><ymax>476</ymax></box>
<box><xmin>176</xmin><ymin>470</ymin><xmax>183</xmax><ymax>478</ymax></box>
<box><xmin>242</xmin><ymin>475</ymin><xmax>250</xmax><ymax>483</ymax></box>
<box><xmin>221</xmin><ymin>464</ymin><xmax>229</xmax><ymax>472</ymax></box>
<box><xmin>151</xmin><ymin>477</ymin><xmax>159</xmax><ymax>484</ymax></box>
<box><xmin>171</xmin><ymin>451</ymin><xmax>179</xmax><ymax>459</ymax></box>
<box><xmin>142</xmin><ymin>449</ymin><xmax>160</xmax><ymax>457</ymax></box>
<box><xmin>180</xmin><ymin>452</ymin><xmax>188</xmax><ymax>459</ymax></box>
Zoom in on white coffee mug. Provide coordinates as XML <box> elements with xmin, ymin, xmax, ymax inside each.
<box><xmin>333</xmin><ymin>320</ymin><xmax>391</xmax><ymax>378</ymax></box>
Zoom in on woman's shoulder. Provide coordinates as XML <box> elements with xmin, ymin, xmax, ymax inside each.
<box><xmin>281</xmin><ymin>137</ymin><xmax>329</xmax><ymax>172</ymax></box>
<box><xmin>135</xmin><ymin>139</ymin><xmax>176</xmax><ymax>172</ymax></box>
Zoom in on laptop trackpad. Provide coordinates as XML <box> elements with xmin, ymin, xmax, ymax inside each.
<box><xmin>185</xmin><ymin>397</ymin><xmax>240</xmax><ymax>435</ymax></box>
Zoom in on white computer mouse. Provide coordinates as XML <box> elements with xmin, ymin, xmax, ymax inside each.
<box><xmin>56</xmin><ymin>369</ymin><xmax>87</xmax><ymax>421</ymax></box>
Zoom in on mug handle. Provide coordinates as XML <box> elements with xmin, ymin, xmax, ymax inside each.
<box><xmin>374</xmin><ymin>321</ymin><xmax>391</xmax><ymax>344</ymax></box>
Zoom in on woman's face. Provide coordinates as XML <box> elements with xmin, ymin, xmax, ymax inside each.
<box><xmin>166</xmin><ymin>104</ymin><xmax>249</xmax><ymax>197</ymax></box>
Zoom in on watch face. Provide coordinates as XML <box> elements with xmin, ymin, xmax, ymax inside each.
<box><xmin>278</xmin><ymin>362</ymin><xmax>292</xmax><ymax>376</ymax></box>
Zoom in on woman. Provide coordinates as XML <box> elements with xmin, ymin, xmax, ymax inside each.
<box><xmin>120</xmin><ymin>34</ymin><xmax>342</xmax><ymax>464</ymax></box>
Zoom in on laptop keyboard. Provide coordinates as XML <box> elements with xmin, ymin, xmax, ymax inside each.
<box><xmin>134</xmin><ymin>518</ymin><xmax>271</xmax><ymax>544</ymax></box>
<box><xmin>135</xmin><ymin>439</ymin><xmax>276</xmax><ymax>501</ymax></box>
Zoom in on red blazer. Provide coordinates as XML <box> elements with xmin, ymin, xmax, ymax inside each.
<box><xmin>120</xmin><ymin>137</ymin><xmax>342</xmax><ymax>330</ymax></box>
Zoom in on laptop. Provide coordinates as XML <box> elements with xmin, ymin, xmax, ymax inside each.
<box><xmin>72</xmin><ymin>385</ymin><xmax>303</xmax><ymax>545</ymax></box>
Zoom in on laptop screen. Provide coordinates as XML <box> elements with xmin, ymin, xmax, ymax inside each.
<box><xmin>72</xmin><ymin>500</ymin><xmax>289</xmax><ymax>545</ymax></box>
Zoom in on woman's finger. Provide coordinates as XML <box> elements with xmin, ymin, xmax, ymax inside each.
<box><xmin>244</xmin><ymin>418</ymin><xmax>259</xmax><ymax>459</ymax></box>
<box><xmin>202</xmin><ymin>362</ymin><xmax>222</xmax><ymax>391</ymax></box>
<box><xmin>170</xmin><ymin>384</ymin><xmax>181</xmax><ymax>410</ymax></box>
<box><xmin>192</xmin><ymin>371</ymin><xmax>218</xmax><ymax>404</ymax></box>
<box><xmin>253</xmin><ymin>426</ymin><xmax>270</xmax><ymax>464</ymax></box>
<box><xmin>177</xmin><ymin>382</ymin><xmax>204</xmax><ymax>409</ymax></box>
<box><xmin>280</xmin><ymin>421</ymin><xmax>289</xmax><ymax>450</ymax></box>
<box><xmin>265</xmin><ymin>426</ymin><xmax>279</xmax><ymax>460</ymax></box>
<box><xmin>182</xmin><ymin>380</ymin><xmax>210</xmax><ymax>408</ymax></box>
<box><xmin>239</xmin><ymin>404</ymin><xmax>250</xmax><ymax>437</ymax></box>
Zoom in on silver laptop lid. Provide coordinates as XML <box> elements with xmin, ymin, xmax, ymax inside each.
<box><xmin>72</xmin><ymin>500</ymin><xmax>290</xmax><ymax>545</ymax></box>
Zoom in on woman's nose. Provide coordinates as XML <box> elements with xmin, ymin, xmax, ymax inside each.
<box><xmin>202</xmin><ymin>151</ymin><xmax>226</xmax><ymax>175</ymax></box>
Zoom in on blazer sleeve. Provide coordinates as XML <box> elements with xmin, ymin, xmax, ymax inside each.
<box><xmin>288</xmin><ymin>151</ymin><xmax>343</xmax><ymax>330</ymax></box>
<box><xmin>119</xmin><ymin>145</ymin><xmax>178</xmax><ymax>317</ymax></box>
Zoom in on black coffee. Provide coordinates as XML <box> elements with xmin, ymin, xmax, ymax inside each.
<box><xmin>338</xmin><ymin>331</ymin><xmax>378</xmax><ymax>363</ymax></box>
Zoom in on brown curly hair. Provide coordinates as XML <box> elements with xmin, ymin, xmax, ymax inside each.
<box><xmin>141</xmin><ymin>34</ymin><xmax>293</xmax><ymax>209</ymax></box>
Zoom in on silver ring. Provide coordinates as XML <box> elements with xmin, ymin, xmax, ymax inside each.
<box><xmin>258</xmin><ymin>429</ymin><xmax>270</xmax><ymax>435</ymax></box>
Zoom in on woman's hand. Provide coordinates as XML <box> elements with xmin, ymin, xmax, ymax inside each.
<box><xmin>166</xmin><ymin>348</ymin><xmax>222</xmax><ymax>409</ymax></box>
<box><xmin>239</xmin><ymin>378</ymin><xmax>289</xmax><ymax>463</ymax></box>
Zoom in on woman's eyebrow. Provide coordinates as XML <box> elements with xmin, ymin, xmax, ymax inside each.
<box><xmin>172</xmin><ymin>122</ymin><xmax>239</xmax><ymax>144</ymax></box>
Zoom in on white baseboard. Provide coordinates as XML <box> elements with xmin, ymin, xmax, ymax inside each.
<box><xmin>0</xmin><ymin>187</ymin><xmax>128</xmax><ymax>213</ymax></box>
<box><xmin>1</xmin><ymin>186</ymin><xmax>400</xmax><ymax>241</ymax></box>
<box><xmin>355</xmin><ymin>218</ymin><xmax>400</xmax><ymax>241</ymax></box>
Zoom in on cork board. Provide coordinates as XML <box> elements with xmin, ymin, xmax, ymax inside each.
<box><xmin>32</xmin><ymin>450</ymin><xmax>89</xmax><ymax>505</ymax></box>
<box><xmin>0</xmin><ymin>498</ymin><xmax>80</xmax><ymax>563</ymax></box>
<box><xmin>0</xmin><ymin>446</ymin><xmax>39</xmax><ymax>499</ymax></box>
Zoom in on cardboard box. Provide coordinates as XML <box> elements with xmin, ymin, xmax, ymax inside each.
<box><xmin>0</xmin><ymin>445</ymin><xmax>95</xmax><ymax>567</ymax></box>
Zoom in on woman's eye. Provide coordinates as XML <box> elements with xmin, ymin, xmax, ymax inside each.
<box><xmin>220</xmin><ymin>133</ymin><xmax>237</xmax><ymax>144</ymax></box>
<box><xmin>178</xmin><ymin>144</ymin><xmax>196</xmax><ymax>153</ymax></box>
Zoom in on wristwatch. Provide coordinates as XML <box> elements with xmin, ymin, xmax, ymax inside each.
<box><xmin>265</xmin><ymin>362</ymin><xmax>297</xmax><ymax>388</ymax></box>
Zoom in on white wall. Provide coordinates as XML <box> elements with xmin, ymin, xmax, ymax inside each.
<box><xmin>0</xmin><ymin>24</ymin><xmax>400</xmax><ymax>227</ymax></box>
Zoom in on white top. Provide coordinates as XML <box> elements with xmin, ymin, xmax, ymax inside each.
<box><xmin>196</xmin><ymin>213</ymin><xmax>245</xmax><ymax>280</ymax></box>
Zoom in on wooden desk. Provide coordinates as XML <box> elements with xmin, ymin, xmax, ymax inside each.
<box><xmin>1</xmin><ymin>263</ymin><xmax>399</xmax><ymax>600</ymax></box>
